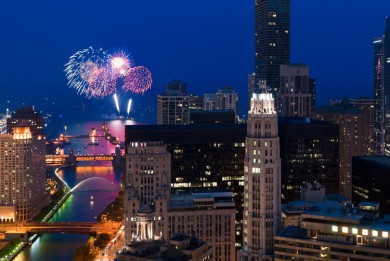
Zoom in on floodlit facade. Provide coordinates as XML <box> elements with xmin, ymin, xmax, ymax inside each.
<box><xmin>276</xmin><ymin>202</ymin><xmax>390</xmax><ymax>260</ymax></box>
<box><xmin>124</xmin><ymin>141</ymin><xmax>236</xmax><ymax>261</ymax></box>
<box><xmin>0</xmin><ymin>127</ymin><xmax>46</xmax><ymax>222</ymax></box>
<box><xmin>239</xmin><ymin>85</ymin><xmax>281</xmax><ymax>260</ymax></box>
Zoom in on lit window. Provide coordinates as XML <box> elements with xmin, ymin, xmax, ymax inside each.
<box><xmin>382</xmin><ymin>231</ymin><xmax>389</xmax><ymax>238</ymax></box>
<box><xmin>342</xmin><ymin>227</ymin><xmax>348</xmax><ymax>233</ymax></box>
<box><xmin>362</xmin><ymin>229</ymin><xmax>369</xmax><ymax>236</ymax></box>
<box><xmin>332</xmin><ymin>226</ymin><xmax>338</xmax><ymax>232</ymax></box>
<box><xmin>372</xmin><ymin>230</ymin><xmax>378</xmax><ymax>237</ymax></box>
<box><xmin>352</xmin><ymin>228</ymin><xmax>358</xmax><ymax>234</ymax></box>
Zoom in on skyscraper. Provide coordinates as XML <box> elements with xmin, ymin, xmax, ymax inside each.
<box><xmin>157</xmin><ymin>80</ymin><xmax>190</xmax><ymax>125</ymax></box>
<box><xmin>254</xmin><ymin>0</ymin><xmax>290</xmax><ymax>93</ymax></box>
<box><xmin>374</xmin><ymin>17</ymin><xmax>390</xmax><ymax>155</ymax></box>
<box><xmin>0</xmin><ymin>127</ymin><xmax>46</xmax><ymax>222</ymax></box>
<box><xmin>278</xmin><ymin>64</ymin><xmax>312</xmax><ymax>117</ymax></box>
<box><xmin>312</xmin><ymin>99</ymin><xmax>366</xmax><ymax>200</ymax></box>
<box><xmin>239</xmin><ymin>87</ymin><xmax>281</xmax><ymax>260</ymax></box>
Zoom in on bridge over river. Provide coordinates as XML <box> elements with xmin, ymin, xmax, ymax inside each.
<box><xmin>2</xmin><ymin>221</ymin><xmax>120</xmax><ymax>236</ymax></box>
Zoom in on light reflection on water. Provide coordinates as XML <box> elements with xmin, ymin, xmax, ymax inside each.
<box><xmin>14</xmin><ymin>119</ymin><xmax>130</xmax><ymax>261</ymax></box>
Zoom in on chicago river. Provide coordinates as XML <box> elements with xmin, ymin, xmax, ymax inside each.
<box><xmin>14</xmin><ymin>119</ymin><xmax>135</xmax><ymax>261</ymax></box>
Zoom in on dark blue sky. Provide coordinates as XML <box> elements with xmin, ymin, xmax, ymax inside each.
<box><xmin>0</xmin><ymin>1</ymin><xmax>389</xmax><ymax>117</ymax></box>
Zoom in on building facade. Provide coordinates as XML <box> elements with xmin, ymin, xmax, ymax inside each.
<box><xmin>254</xmin><ymin>0</ymin><xmax>290</xmax><ymax>94</ymax></box>
<box><xmin>352</xmin><ymin>156</ymin><xmax>390</xmax><ymax>215</ymax></box>
<box><xmin>278</xmin><ymin>64</ymin><xmax>312</xmax><ymax>117</ymax></box>
<box><xmin>125</xmin><ymin>124</ymin><xmax>246</xmax><ymax>247</ymax></box>
<box><xmin>275</xmin><ymin>202</ymin><xmax>390</xmax><ymax>260</ymax></box>
<box><xmin>278</xmin><ymin>117</ymin><xmax>339</xmax><ymax>202</ymax></box>
<box><xmin>7</xmin><ymin>107</ymin><xmax>44</xmax><ymax>136</ymax></box>
<box><xmin>350</xmin><ymin>97</ymin><xmax>375</xmax><ymax>155</ymax></box>
<box><xmin>374</xmin><ymin>17</ymin><xmax>390</xmax><ymax>155</ymax></box>
<box><xmin>157</xmin><ymin>80</ymin><xmax>190</xmax><ymax>125</ymax></box>
<box><xmin>0</xmin><ymin>127</ymin><xmax>46</xmax><ymax>222</ymax></box>
<box><xmin>215</xmin><ymin>86</ymin><xmax>239</xmax><ymax>118</ymax></box>
<box><xmin>312</xmin><ymin>100</ymin><xmax>365</xmax><ymax>200</ymax></box>
<box><xmin>239</xmin><ymin>91</ymin><xmax>281</xmax><ymax>260</ymax></box>
<box><xmin>124</xmin><ymin>141</ymin><xmax>236</xmax><ymax>261</ymax></box>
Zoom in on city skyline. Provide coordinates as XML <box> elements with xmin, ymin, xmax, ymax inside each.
<box><xmin>0</xmin><ymin>1</ymin><xmax>390</xmax><ymax>117</ymax></box>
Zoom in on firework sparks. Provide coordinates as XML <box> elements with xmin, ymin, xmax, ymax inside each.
<box><xmin>64</xmin><ymin>47</ymin><xmax>109</xmax><ymax>98</ymax></box>
<box><xmin>123</xmin><ymin>66</ymin><xmax>153</xmax><ymax>95</ymax></box>
<box><xmin>113</xmin><ymin>93</ymin><xmax>120</xmax><ymax>113</ymax></box>
<box><xmin>109</xmin><ymin>50</ymin><xmax>131</xmax><ymax>78</ymax></box>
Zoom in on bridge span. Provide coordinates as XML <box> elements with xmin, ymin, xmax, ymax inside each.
<box><xmin>2</xmin><ymin>221</ymin><xmax>120</xmax><ymax>236</ymax></box>
<box><xmin>46</xmin><ymin>152</ymin><xmax>122</xmax><ymax>166</ymax></box>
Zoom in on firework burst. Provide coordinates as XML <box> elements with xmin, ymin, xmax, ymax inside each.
<box><xmin>123</xmin><ymin>66</ymin><xmax>153</xmax><ymax>95</ymax></box>
<box><xmin>108</xmin><ymin>50</ymin><xmax>132</xmax><ymax>78</ymax></box>
<box><xmin>65</xmin><ymin>47</ymin><xmax>152</xmax><ymax>100</ymax></box>
<box><xmin>86</xmin><ymin>66</ymin><xmax>116</xmax><ymax>98</ymax></box>
<box><xmin>64</xmin><ymin>47</ymin><xmax>109</xmax><ymax>98</ymax></box>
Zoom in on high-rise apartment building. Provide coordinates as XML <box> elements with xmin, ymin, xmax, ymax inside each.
<box><xmin>254</xmin><ymin>0</ymin><xmax>290</xmax><ymax>94</ymax></box>
<box><xmin>312</xmin><ymin>100</ymin><xmax>365</xmax><ymax>200</ymax></box>
<box><xmin>0</xmin><ymin>127</ymin><xmax>46</xmax><ymax>222</ymax></box>
<box><xmin>157</xmin><ymin>80</ymin><xmax>190</xmax><ymax>125</ymax></box>
<box><xmin>215</xmin><ymin>86</ymin><xmax>239</xmax><ymax>117</ymax></box>
<box><xmin>239</xmin><ymin>90</ymin><xmax>281</xmax><ymax>260</ymax></box>
<box><xmin>124</xmin><ymin>141</ymin><xmax>236</xmax><ymax>260</ymax></box>
<box><xmin>350</xmin><ymin>97</ymin><xmax>375</xmax><ymax>155</ymax></box>
<box><xmin>278</xmin><ymin>64</ymin><xmax>312</xmax><ymax>117</ymax></box>
<box><xmin>374</xmin><ymin>17</ymin><xmax>390</xmax><ymax>155</ymax></box>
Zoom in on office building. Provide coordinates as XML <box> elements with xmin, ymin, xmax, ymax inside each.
<box><xmin>312</xmin><ymin>99</ymin><xmax>365</xmax><ymax>200</ymax></box>
<box><xmin>374</xmin><ymin>17</ymin><xmax>390</xmax><ymax>155</ymax></box>
<box><xmin>352</xmin><ymin>156</ymin><xmax>390</xmax><ymax>215</ymax></box>
<box><xmin>278</xmin><ymin>117</ymin><xmax>339</xmax><ymax>202</ymax></box>
<box><xmin>350</xmin><ymin>97</ymin><xmax>375</xmax><ymax>155</ymax></box>
<box><xmin>275</xmin><ymin>202</ymin><xmax>390</xmax><ymax>260</ymax></box>
<box><xmin>254</xmin><ymin>0</ymin><xmax>290</xmax><ymax>94</ymax></box>
<box><xmin>239</xmin><ymin>89</ymin><xmax>281</xmax><ymax>260</ymax></box>
<box><xmin>0</xmin><ymin>127</ymin><xmax>46</xmax><ymax>222</ymax></box>
<box><xmin>157</xmin><ymin>80</ymin><xmax>190</xmax><ymax>125</ymax></box>
<box><xmin>116</xmin><ymin>234</ymin><xmax>212</xmax><ymax>261</ymax></box>
<box><xmin>278</xmin><ymin>64</ymin><xmax>313</xmax><ymax>117</ymax></box>
<box><xmin>124</xmin><ymin>141</ymin><xmax>236</xmax><ymax>260</ymax></box>
<box><xmin>125</xmin><ymin>124</ymin><xmax>246</xmax><ymax>247</ymax></box>
<box><xmin>281</xmin><ymin>182</ymin><xmax>348</xmax><ymax>228</ymax></box>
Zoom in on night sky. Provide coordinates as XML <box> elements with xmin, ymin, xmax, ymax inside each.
<box><xmin>0</xmin><ymin>1</ymin><xmax>389</xmax><ymax>118</ymax></box>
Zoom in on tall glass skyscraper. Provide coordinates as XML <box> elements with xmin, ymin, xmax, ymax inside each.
<box><xmin>254</xmin><ymin>0</ymin><xmax>290</xmax><ymax>94</ymax></box>
<box><xmin>374</xmin><ymin>17</ymin><xmax>390</xmax><ymax>155</ymax></box>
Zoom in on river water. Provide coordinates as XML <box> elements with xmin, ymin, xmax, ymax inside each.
<box><xmin>14</xmin><ymin>119</ymin><xmax>136</xmax><ymax>261</ymax></box>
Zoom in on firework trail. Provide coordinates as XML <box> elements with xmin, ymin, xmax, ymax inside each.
<box><xmin>113</xmin><ymin>93</ymin><xmax>120</xmax><ymax>113</ymax></box>
<box><xmin>64</xmin><ymin>47</ymin><xmax>109</xmax><ymax>98</ymax></box>
<box><xmin>122</xmin><ymin>66</ymin><xmax>153</xmax><ymax>95</ymax></box>
<box><xmin>127</xmin><ymin>98</ymin><xmax>132</xmax><ymax>116</ymax></box>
